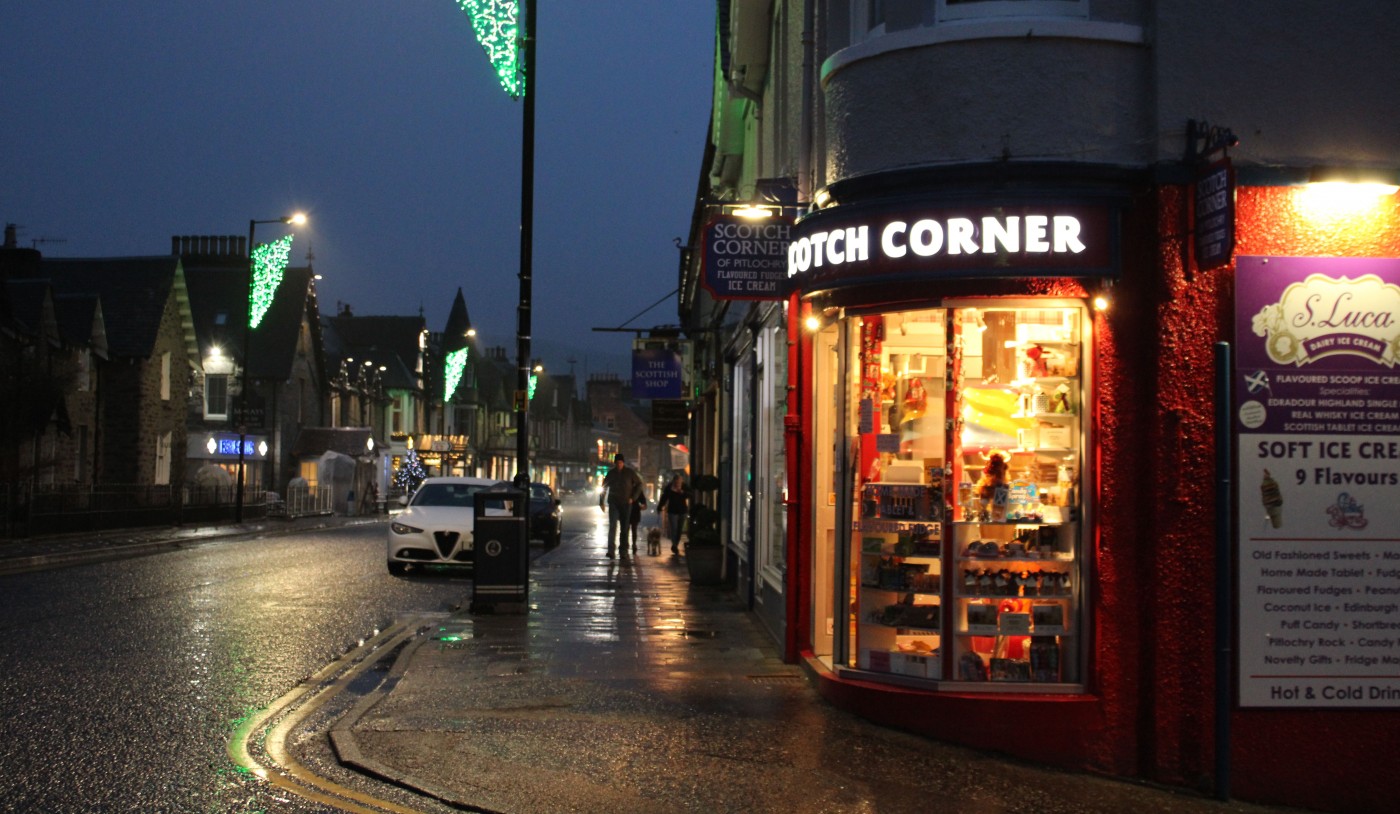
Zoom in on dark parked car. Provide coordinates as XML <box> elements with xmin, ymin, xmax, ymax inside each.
<box><xmin>527</xmin><ymin>482</ymin><xmax>563</xmax><ymax>547</ymax></box>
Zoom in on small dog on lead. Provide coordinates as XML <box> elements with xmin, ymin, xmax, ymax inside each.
<box><xmin>646</xmin><ymin>527</ymin><xmax>662</xmax><ymax>556</ymax></box>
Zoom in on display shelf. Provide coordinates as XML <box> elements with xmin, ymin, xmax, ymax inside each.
<box><xmin>950</xmin><ymin>514</ymin><xmax>1079</xmax><ymax>683</ymax></box>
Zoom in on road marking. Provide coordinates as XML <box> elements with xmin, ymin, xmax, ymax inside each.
<box><xmin>228</xmin><ymin>617</ymin><xmax>434</xmax><ymax>814</ymax></box>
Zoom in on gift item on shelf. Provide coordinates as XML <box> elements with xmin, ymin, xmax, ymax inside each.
<box><xmin>991</xmin><ymin>657</ymin><xmax>1032</xmax><ymax>681</ymax></box>
<box><xmin>906</xmin><ymin>525</ymin><xmax>941</xmax><ymax>556</ymax></box>
<box><xmin>1032</xmin><ymin>602</ymin><xmax>1066</xmax><ymax>630</ymax></box>
<box><xmin>959</xmin><ymin>651</ymin><xmax>989</xmax><ymax>681</ymax></box>
<box><xmin>974</xmin><ymin>450</ymin><xmax>1010</xmax><ymax>521</ymax></box>
<box><xmin>862</xmin><ymin>483</ymin><xmax>939</xmax><ymax>521</ymax></box>
<box><xmin>869</xmin><ymin>601</ymin><xmax>940</xmax><ymax>629</ymax></box>
<box><xmin>1030</xmin><ymin>637</ymin><xmax>1062</xmax><ymax>682</ymax></box>
<box><xmin>965</xmin><ymin>600</ymin><xmax>998</xmax><ymax>630</ymax></box>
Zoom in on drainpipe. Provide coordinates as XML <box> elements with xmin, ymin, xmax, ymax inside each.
<box><xmin>797</xmin><ymin>0</ymin><xmax>815</xmax><ymax>206</ymax></box>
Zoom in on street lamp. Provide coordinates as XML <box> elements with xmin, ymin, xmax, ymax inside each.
<box><xmin>234</xmin><ymin>212</ymin><xmax>306</xmax><ymax>523</ymax></box>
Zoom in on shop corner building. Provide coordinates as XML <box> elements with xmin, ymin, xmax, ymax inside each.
<box><xmin>679</xmin><ymin>3</ymin><xmax>1400</xmax><ymax>812</ymax></box>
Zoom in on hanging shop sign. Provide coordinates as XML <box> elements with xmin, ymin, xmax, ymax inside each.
<box><xmin>1194</xmin><ymin>157</ymin><xmax>1235</xmax><ymax>270</ymax></box>
<box><xmin>785</xmin><ymin>202</ymin><xmax>1116</xmax><ymax>289</ymax></box>
<box><xmin>702</xmin><ymin>214</ymin><xmax>792</xmax><ymax>300</ymax></box>
<box><xmin>650</xmin><ymin>399</ymin><xmax>690</xmax><ymax>437</ymax></box>
<box><xmin>632</xmin><ymin>343</ymin><xmax>685</xmax><ymax>400</ymax></box>
<box><xmin>1234</xmin><ymin>255</ymin><xmax>1400</xmax><ymax>708</ymax></box>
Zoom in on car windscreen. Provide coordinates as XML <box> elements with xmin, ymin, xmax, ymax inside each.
<box><xmin>411</xmin><ymin>483</ymin><xmax>502</xmax><ymax>509</ymax></box>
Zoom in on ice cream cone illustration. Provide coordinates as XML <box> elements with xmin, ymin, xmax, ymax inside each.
<box><xmin>1261</xmin><ymin>469</ymin><xmax>1283</xmax><ymax>528</ymax></box>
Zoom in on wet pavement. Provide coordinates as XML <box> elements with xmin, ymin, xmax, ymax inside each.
<box><xmin>2</xmin><ymin>515</ymin><xmax>1307</xmax><ymax>813</ymax></box>
<box><xmin>328</xmin><ymin>520</ymin><xmax>1303</xmax><ymax>814</ymax></box>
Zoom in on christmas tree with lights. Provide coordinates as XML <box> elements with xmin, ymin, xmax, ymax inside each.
<box><xmin>394</xmin><ymin>448</ymin><xmax>427</xmax><ymax>493</ymax></box>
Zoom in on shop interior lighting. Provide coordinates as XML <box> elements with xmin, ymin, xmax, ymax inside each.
<box><xmin>804</xmin><ymin>314</ymin><xmax>823</xmax><ymax>332</ymax></box>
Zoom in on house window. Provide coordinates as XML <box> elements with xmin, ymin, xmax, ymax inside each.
<box><xmin>160</xmin><ymin>352</ymin><xmax>171</xmax><ymax>400</ymax></box>
<box><xmin>155</xmin><ymin>432</ymin><xmax>172</xmax><ymax>485</ymax></box>
<box><xmin>390</xmin><ymin>395</ymin><xmax>405</xmax><ymax>434</ymax></box>
<box><xmin>936</xmin><ymin>0</ymin><xmax>1088</xmax><ymax>23</ymax></box>
<box><xmin>851</xmin><ymin>0</ymin><xmax>1088</xmax><ymax>42</ymax></box>
<box><xmin>205</xmin><ymin>374</ymin><xmax>229</xmax><ymax>420</ymax></box>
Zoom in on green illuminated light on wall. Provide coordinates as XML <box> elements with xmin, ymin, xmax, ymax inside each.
<box><xmin>249</xmin><ymin>235</ymin><xmax>293</xmax><ymax>329</ymax></box>
<box><xmin>456</xmin><ymin>0</ymin><xmax>522</xmax><ymax>98</ymax></box>
<box><xmin>444</xmin><ymin>347</ymin><xmax>469</xmax><ymax>401</ymax></box>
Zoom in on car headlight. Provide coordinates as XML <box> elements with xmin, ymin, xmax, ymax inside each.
<box><xmin>390</xmin><ymin>521</ymin><xmax>423</xmax><ymax>535</ymax></box>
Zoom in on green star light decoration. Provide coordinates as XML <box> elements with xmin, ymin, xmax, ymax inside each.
<box><xmin>249</xmin><ymin>234</ymin><xmax>294</xmax><ymax>329</ymax></box>
<box><xmin>456</xmin><ymin>0</ymin><xmax>522</xmax><ymax>98</ymax></box>
<box><xmin>444</xmin><ymin>347</ymin><xmax>470</xmax><ymax>401</ymax></box>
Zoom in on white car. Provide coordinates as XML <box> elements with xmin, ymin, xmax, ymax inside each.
<box><xmin>387</xmin><ymin>476</ymin><xmax>508</xmax><ymax>575</ymax></box>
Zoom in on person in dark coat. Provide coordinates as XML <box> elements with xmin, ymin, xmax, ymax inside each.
<box><xmin>600</xmin><ymin>453</ymin><xmax>644</xmax><ymax>559</ymax></box>
<box><xmin>658</xmin><ymin>474</ymin><xmax>690</xmax><ymax>554</ymax></box>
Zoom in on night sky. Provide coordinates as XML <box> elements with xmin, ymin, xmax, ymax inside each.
<box><xmin>3</xmin><ymin>1</ymin><xmax>716</xmax><ymax>376</ymax></box>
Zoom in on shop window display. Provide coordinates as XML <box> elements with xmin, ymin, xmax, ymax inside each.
<box><xmin>845</xmin><ymin>304</ymin><xmax>1085</xmax><ymax>687</ymax></box>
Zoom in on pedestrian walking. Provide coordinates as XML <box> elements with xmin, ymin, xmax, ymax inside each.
<box><xmin>629</xmin><ymin>493</ymin><xmax>646</xmax><ymax>555</ymax></box>
<box><xmin>599</xmin><ymin>453</ymin><xmax>644</xmax><ymax>559</ymax></box>
<box><xmin>658</xmin><ymin>474</ymin><xmax>689</xmax><ymax>554</ymax></box>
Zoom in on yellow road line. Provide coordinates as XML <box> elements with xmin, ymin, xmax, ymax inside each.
<box><xmin>228</xmin><ymin>618</ymin><xmax>431</xmax><ymax>814</ymax></box>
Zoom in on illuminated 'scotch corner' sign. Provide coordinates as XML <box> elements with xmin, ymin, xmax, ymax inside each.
<box><xmin>785</xmin><ymin>203</ymin><xmax>1117</xmax><ymax>288</ymax></box>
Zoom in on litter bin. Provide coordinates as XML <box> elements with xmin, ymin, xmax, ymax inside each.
<box><xmin>471</xmin><ymin>485</ymin><xmax>528</xmax><ymax>613</ymax></box>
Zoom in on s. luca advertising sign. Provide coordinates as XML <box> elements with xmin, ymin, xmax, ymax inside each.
<box><xmin>1234</xmin><ymin>256</ymin><xmax>1400</xmax><ymax>709</ymax></box>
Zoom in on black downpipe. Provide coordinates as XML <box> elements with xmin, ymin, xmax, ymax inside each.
<box><xmin>1214</xmin><ymin>341</ymin><xmax>1233</xmax><ymax>801</ymax></box>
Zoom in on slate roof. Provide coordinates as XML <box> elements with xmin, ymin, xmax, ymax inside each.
<box><xmin>183</xmin><ymin>263</ymin><xmax>316</xmax><ymax>380</ymax></box>
<box><xmin>2</xmin><ymin>279</ymin><xmax>53</xmax><ymax>338</ymax></box>
<box><xmin>53</xmin><ymin>293</ymin><xmax>107</xmax><ymax>357</ymax></box>
<box><xmin>37</xmin><ymin>256</ymin><xmax>193</xmax><ymax>360</ymax></box>
<box><xmin>323</xmin><ymin>314</ymin><xmax>426</xmax><ymax>391</ymax></box>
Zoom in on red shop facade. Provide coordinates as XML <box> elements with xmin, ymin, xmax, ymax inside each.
<box><xmin>782</xmin><ymin>165</ymin><xmax>1399</xmax><ymax>813</ymax></box>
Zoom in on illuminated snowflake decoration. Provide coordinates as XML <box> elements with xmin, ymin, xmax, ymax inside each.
<box><xmin>249</xmin><ymin>235</ymin><xmax>293</xmax><ymax>329</ymax></box>
<box><xmin>456</xmin><ymin>0</ymin><xmax>522</xmax><ymax>98</ymax></box>
<box><xmin>444</xmin><ymin>347</ymin><xmax>469</xmax><ymax>401</ymax></box>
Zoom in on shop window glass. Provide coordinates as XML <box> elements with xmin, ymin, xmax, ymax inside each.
<box><xmin>841</xmin><ymin>304</ymin><xmax>1086</xmax><ymax>688</ymax></box>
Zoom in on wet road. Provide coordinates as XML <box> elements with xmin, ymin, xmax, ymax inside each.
<box><xmin>0</xmin><ymin>521</ymin><xmax>482</xmax><ymax>813</ymax></box>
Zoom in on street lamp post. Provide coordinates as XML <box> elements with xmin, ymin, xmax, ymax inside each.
<box><xmin>234</xmin><ymin>213</ymin><xmax>306</xmax><ymax>523</ymax></box>
<box><xmin>513</xmin><ymin>0</ymin><xmax>537</xmax><ymax>498</ymax></box>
